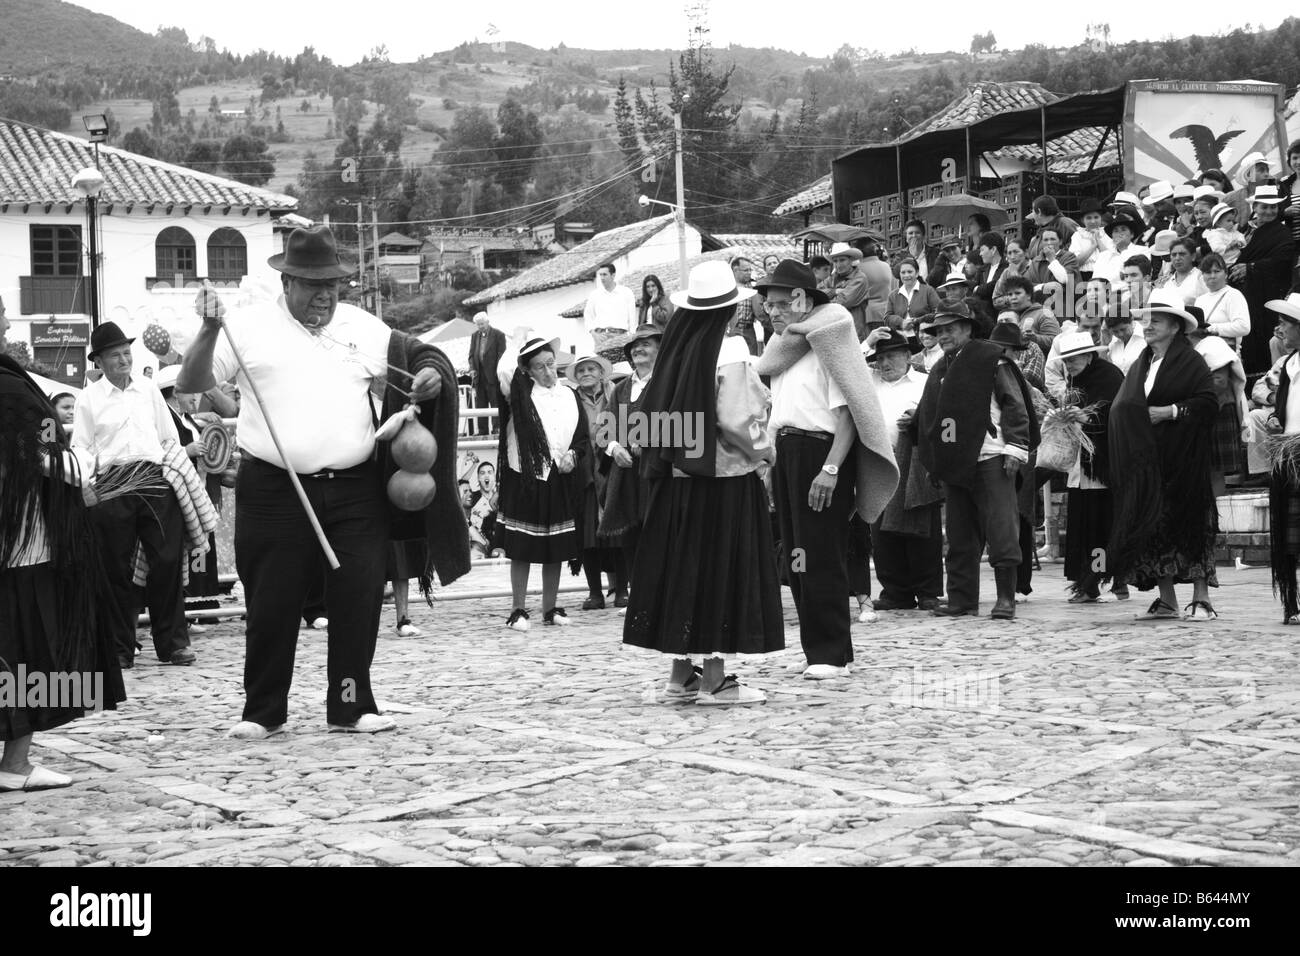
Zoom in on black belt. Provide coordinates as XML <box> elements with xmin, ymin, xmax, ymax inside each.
<box><xmin>242</xmin><ymin>454</ymin><xmax>372</xmax><ymax>480</ymax></box>
<box><xmin>776</xmin><ymin>426</ymin><xmax>833</xmax><ymax>441</ymax></box>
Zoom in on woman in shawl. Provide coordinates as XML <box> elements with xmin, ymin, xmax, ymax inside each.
<box><xmin>566</xmin><ymin>351</ymin><xmax>621</xmax><ymax>609</ymax></box>
<box><xmin>495</xmin><ymin>337</ymin><xmax>591</xmax><ymax>631</ymax></box>
<box><xmin>623</xmin><ymin>261</ymin><xmax>782</xmax><ymax>705</ymax></box>
<box><xmin>1108</xmin><ymin>290</ymin><xmax>1220</xmax><ymax>621</ymax></box>
<box><xmin>1231</xmin><ymin>186</ymin><xmax>1296</xmax><ymax>375</ymax></box>
<box><xmin>1055</xmin><ymin>333</ymin><xmax>1125</xmax><ymax>602</ymax></box>
<box><xmin>0</xmin><ymin>297</ymin><xmax>125</xmax><ymax>791</ymax></box>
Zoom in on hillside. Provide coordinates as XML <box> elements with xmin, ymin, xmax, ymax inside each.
<box><xmin>0</xmin><ymin>0</ymin><xmax>176</xmax><ymax>73</ymax></box>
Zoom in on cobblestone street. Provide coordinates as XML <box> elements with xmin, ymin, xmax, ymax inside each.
<box><xmin>4</xmin><ymin>562</ymin><xmax>1299</xmax><ymax>868</ymax></box>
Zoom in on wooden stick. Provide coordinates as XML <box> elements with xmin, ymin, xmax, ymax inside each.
<box><xmin>217</xmin><ymin>313</ymin><xmax>341</xmax><ymax>570</ymax></box>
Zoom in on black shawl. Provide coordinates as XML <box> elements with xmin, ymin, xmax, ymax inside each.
<box><xmin>381</xmin><ymin>332</ymin><xmax>471</xmax><ymax>594</ymax></box>
<box><xmin>1067</xmin><ymin>356</ymin><xmax>1124</xmax><ymax>484</ymax></box>
<box><xmin>0</xmin><ymin>355</ymin><xmax>102</xmax><ymax>672</ymax></box>
<box><xmin>1269</xmin><ymin>351</ymin><xmax>1298</xmax><ymax>613</ymax></box>
<box><xmin>1106</xmin><ymin>335</ymin><xmax>1217</xmax><ymax>580</ymax></box>
<box><xmin>1235</xmin><ymin>219</ymin><xmax>1296</xmax><ymax>373</ymax></box>
<box><xmin>640</xmin><ymin>305</ymin><xmax>733</xmax><ymax>480</ymax></box>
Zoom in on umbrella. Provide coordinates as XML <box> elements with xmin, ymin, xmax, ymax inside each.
<box><xmin>28</xmin><ymin>371</ymin><xmax>80</xmax><ymax>399</ymax></box>
<box><xmin>791</xmin><ymin>223</ymin><xmax>887</xmax><ymax>245</ymax></box>
<box><xmin>419</xmin><ymin>318</ymin><xmax>477</xmax><ymax>343</ymax></box>
<box><xmin>908</xmin><ymin>193</ymin><xmax>1010</xmax><ymax>228</ymax></box>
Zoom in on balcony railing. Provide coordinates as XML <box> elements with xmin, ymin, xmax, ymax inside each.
<box><xmin>19</xmin><ymin>276</ymin><xmax>86</xmax><ymax>315</ymax></box>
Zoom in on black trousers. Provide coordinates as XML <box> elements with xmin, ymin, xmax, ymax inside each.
<box><xmin>943</xmin><ymin>457</ymin><xmax>1022</xmax><ymax>611</ymax></box>
<box><xmin>1016</xmin><ymin>514</ymin><xmax>1036</xmax><ymax>595</ymax></box>
<box><xmin>847</xmin><ymin>514</ymin><xmax>872</xmax><ymax>596</ymax></box>
<box><xmin>773</xmin><ymin>433</ymin><xmax>856</xmax><ymax>666</ymax></box>
<box><xmin>870</xmin><ymin>506</ymin><xmax>944</xmax><ymax>608</ymax></box>
<box><xmin>235</xmin><ymin>457</ymin><xmax>387</xmax><ymax>727</ymax></box>
<box><xmin>90</xmin><ymin>468</ymin><xmax>188</xmax><ymax>661</ymax></box>
<box><xmin>472</xmin><ymin>380</ymin><xmax>496</xmax><ymax>436</ymax></box>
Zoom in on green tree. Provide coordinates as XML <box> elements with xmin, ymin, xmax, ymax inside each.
<box><xmin>221</xmin><ymin>134</ymin><xmax>275</xmax><ymax>186</ymax></box>
<box><xmin>494</xmin><ymin>98</ymin><xmax>543</xmax><ymax>201</ymax></box>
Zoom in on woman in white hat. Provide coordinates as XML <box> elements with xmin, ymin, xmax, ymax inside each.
<box><xmin>622</xmin><ymin>260</ymin><xmax>782</xmax><ymax>705</ymax></box>
<box><xmin>565</xmin><ymin>351</ymin><xmax>621</xmax><ymax>610</ymax></box>
<box><xmin>1229</xmin><ymin>184</ymin><xmax>1296</xmax><ymax>375</ymax></box>
<box><xmin>1108</xmin><ymin>291</ymin><xmax>1220</xmax><ymax>621</ymax></box>
<box><xmin>1260</xmin><ymin>294</ymin><xmax>1300</xmax><ymax>623</ymax></box>
<box><xmin>496</xmin><ymin>336</ymin><xmax>591</xmax><ymax>631</ymax></box>
<box><xmin>1054</xmin><ymin>332</ymin><xmax>1124</xmax><ymax>603</ymax></box>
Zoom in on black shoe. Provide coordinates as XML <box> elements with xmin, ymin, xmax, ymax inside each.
<box><xmin>991</xmin><ymin>567</ymin><xmax>1016</xmax><ymax>620</ymax></box>
<box><xmin>931</xmin><ymin>603</ymin><xmax>978</xmax><ymax>617</ymax></box>
<box><xmin>917</xmin><ymin>598</ymin><xmax>942</xmax><ymax>612</ymax></box>
<box><xmin>582</xmin><ymin>592</ymin><xmax>605</xmax><ymax>610</ymax></box>
<box><xmin>166</xmin><ymin>647</ymin><xmax>196</xmax><ymax>665</ymax></box>
<box><xmin>613</xmin><ymin>590</ymin><xmax>629</xmax><ymax>608</ymax></box>
<box><xmin>873</xmin><ymin>598</ymin><xmax>915</xmax><ymax>611</ymax></box>
<box><xmin>117</xmin><ymin>653</ymin><xmax>134</xmax><ymax>670</ymax></box>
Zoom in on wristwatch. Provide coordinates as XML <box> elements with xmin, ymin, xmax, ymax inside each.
<box><xmin>821</xmin><ymin>463</ymin><xmax>840</xmax><ymax>476</ymax></box>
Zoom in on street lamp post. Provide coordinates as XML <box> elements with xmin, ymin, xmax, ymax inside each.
<box><xmin>72</xmin><ymin>168</ymin><xmax>105</xmax><ymax>331</ymax></box>
<box><xmin>635</xmin><ymin>109</ymin><xmax>689</xmax><ymax>284</ymax></box>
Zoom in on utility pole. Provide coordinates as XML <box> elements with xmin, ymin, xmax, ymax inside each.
<box><xmin>356</xmin><ymin>200</ymin><xmax>366</xmax><ymax>310</ymax></box>
<box><xmin>673</xmin><ymin>111</ymin><xmax>687</xmax><ymax>284</ymax></box>
<box><xmin>372</xmin><ymin>203</ymin><xmax>383</xmax><ymax>322</ymax></box>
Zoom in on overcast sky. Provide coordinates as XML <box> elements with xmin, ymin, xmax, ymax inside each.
<box><xmin>73</xmin><ymin>0</ymin><xmax>1297</xmax><ymax>66</ymax></box>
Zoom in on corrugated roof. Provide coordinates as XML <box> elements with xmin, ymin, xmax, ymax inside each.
<box><xmin>0</xmin><ymin>118</ymin><xmax>296</xmax><ymax>212</ymax></box>
<box><xmin>464</xmin><ymin>213</ymin><xmax>676</xmax><ymax>306</ymax></box>
<box><xmin>903</xmin><ymin>81</ymin><xmax>1058</xmax><ymax>141</ymax></box>
<box><xmin>990</xmin><ymin>126</ymin><xmax>1120</xmax><ymax>173</ymax></box>
<box><xmin>378</xmin><ymin>231</ymin><xmax>421</xmax><ymax>247</ymax></box>
<box><xmin>709</xmin><ymin>235</ymin><xmax>802</xmax><ymax>261</ymax></box>
<box><xmin>773</xmin><ymin>174</ymin><xmax>832</xmax><ymax>217</ymax></box>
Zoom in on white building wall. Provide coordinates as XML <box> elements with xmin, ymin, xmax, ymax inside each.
<box><xmin>0</xmin><ymin>208</ymin><xmax>280</xmax><ymax>373</ymax></box>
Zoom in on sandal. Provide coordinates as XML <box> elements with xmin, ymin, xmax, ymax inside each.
<box><xmin>395</xmin><ymin>617</ymin><xmax>422</xmax><ymax>637</ymax></box>
<box><xmin>543</xmin><ymin>607</ymin><xmax>571</xmax><ymax>626</ymax></box>
<box><xmin>1137</xmin><ymin>599</ymin><xmax>1179</xmax><ymax>621</ymax></box>
<box><xmin>505</xmin><ymin>609</ymin><xmax>530</xmax><ymax>632</ymax></box>
<box><xmin>696</xmin><ymin>675</ymin><xmax>766</xmax><ymax>706</ymax></box>
<box><xmin>665</xmin><ymin>665</ymin><xmax>703</xmax><ymax>699</ymax></box>
<box><xmin>1067</xmin><ymin>589</ymin><xmax>1100</xmax><ymax>604</ymax></box>
<box><xmin>1284</xmin><ymin>612</ymin><xmax>1300</xmax><ymax>625</ymax></box>
<box><xmin>1183</xmin><ymin>601</ymin><xmax>1218</xmax><ymax>622</ymax></box>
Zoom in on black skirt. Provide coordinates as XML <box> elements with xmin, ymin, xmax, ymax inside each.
<box><xmin>1064</xmin><ymin>488</ymin><xmax>1113</xmax><ymax>583</ymax></box>
<box><xmin>385</xmin><ymin>538</ymin><xmax>429</xmax><ymax>582</ymax></box>
<box><xmin>623</xmin><ymin>472</ymin><xmax>784</xmax><ymax>656</ymax></box>
<box><xmin>499</xmin><ymin>466</ymin><xmax>580</xmax><ymax>564</ymax></box>
<box><xmin>0</xmin><ymin>564</ymin><xmax>125</xmax><ymax>741</ymax></box>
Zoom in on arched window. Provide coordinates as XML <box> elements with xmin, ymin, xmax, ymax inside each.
<box><xmin>207</xmin><ymin>227</ymin><xmax>248</xmax><ymax>281</ymax></box>
<box><xmin>155</xmin><ymin>226</ymin><xmax>197</xmax><ymax>279</ymax></box>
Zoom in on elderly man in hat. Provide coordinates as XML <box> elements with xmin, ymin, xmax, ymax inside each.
<box><xmin>72</xmin><ymin>322</ymin><xmax>193</xmax><ymax>669</ymax></box>
<box><xmin>912</xmin><ymin>303</ymin><xmax>1039</xmax><ymax>619</ymax></box>
<box><xmin>469</xmin><ymin>311</ymin><xmax>507</xmax><ymax>436</ymax></box>
<box><xmin>826</xmin><ymin>242</ymin><xmax>872</xmax><ymax>341</ymax></box>
<box><xmin>862</xmin><ymin>327</ymin><xmax>943</xmax><ymax>611</ymax></box>
<box><xmin>179</xmin><ymin>225</ymin><xmax>465</xmax><ymax>738</ymax></box>
<box><xmin>755</xmin><ymin>260</ymin><xmax>899</xmax><ymax>678</ymax></box>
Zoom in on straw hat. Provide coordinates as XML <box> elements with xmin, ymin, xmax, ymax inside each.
<box><xmin>1056</xmin><ymin>331</ymin><xmax>1107</xmax><ymax>359</ymax></box>
<box><xmin>827</xmin><ymin>242</ymin><xmax>863</xmax><ymax>261</ymax></box>
<box><xmin>1209</xmin><ymin>202</ymin><xmax>1236</xmax><ymax>227</ymax></box>
<box><xmin>669</xmin><ymin>260</ymin><xmax>749</xmax><ymax>311</ymax></box>
<box><xmin>569</xmin><ymin>351</ymin><xmax>613</xmax><ymax>378</ymax></box>
<box><xmin>1266</xmin><ymin>292</ymin><xmax>1300</xmax><ymax>325</ymax></box>
<box><xmin>1142</xmin><ymin>181</ymin><xmax>1176</xmax><ymax>206</ymax></box>
<box><xmin>1132</xmin><ymin>288</ymin><xmax>1198</xmax><ymax>334</ymax></box>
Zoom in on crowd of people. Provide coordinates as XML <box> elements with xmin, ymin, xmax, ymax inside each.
<box><xmin>5</xmin><ymin>149</ymin><xmax>1300</xmax><ymax>785</ymax></box>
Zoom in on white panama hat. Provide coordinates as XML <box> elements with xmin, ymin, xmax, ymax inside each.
<box><xmin>669</xmin><ymin>260</ymin><xmax>749</xmax><ymax>311</ymax></box>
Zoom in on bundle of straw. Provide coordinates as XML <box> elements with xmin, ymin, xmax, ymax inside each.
<box><xmin>1037</xmin><ymin>403</ymin><xmax>1100</xmax><ymax>473</ymax></box>
<box><xmin>1261</xmin><ymin>432</ymin><xmax>1300</xmax><ymax>487</ymax></box>
<box><xmin>83</xmin><ymin>460</ymin><xmax>171</xmax><ymax>508</ymax></box>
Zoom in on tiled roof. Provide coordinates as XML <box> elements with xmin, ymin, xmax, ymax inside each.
<box><xmin>902</xmin><ymin>81</ymin><xmax>1058</xmax><ymax>141</ymax></box>
<box><xmin>709</xmin><ymin>235</ymin><xmax>802</xmax><ymax>261</ymax></box>
<box><xmin>378</xmin><ymin>231</ymin><xmax>421</xmax><ymax>247</ymax></box>
<box><xmin>990</xmin><ymin>126</ymin><xmax>1121</xmax><ymax>173</ymax></box>
<box><xmin>557</xmin><ymin>245</ymin><xmax>793</xmax><ymax>318</ymax></box>
<box><xmin>0</xmin><ymin>118</ymin><xmax>296</xmax><ymax>212</ymax></box>
<box><xmin>464</xmin><ymin>214</ymin><xmax>675</xmax><ymax>306</ymax></box>
<box><xmin>773</xmin><ymin>174</ymin><xmax>832</xmax><ymax>217</ymax></box>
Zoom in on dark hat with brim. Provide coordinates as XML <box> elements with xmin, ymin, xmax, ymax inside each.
<box><xmin>621</xmin><ymin>323</ymin><xmax>664</xmax><ymax>362</ymax></box>
<box><xmin>862</xmin><ymin>327</ymin><xmax>919</xmax><ymax>358</ymax></box>
<box><xmin>267</xmin><ymin>225</ymin><xmax>356</xmax><ymax>280</ymax></box>
<box><xmin>1104</xmin><ymin>215</ymin><xmax>1144</xmax><ymax>238</ymax></box>
<box><xmin>88</xmin><ymin>321</ymin><xmax>135</xmax><ymax>360</ymax></box>
<box><xmin>1078</xmin><ymin>197</ymin><xmax>1107</xmax><ymax>216</ymax></box>
<box><xmin>755</xmin><ymin>258</ymin><xmax>830</xmax><ymax>306</ymax></box>
<box><xmin>919</xmin><ymin>304</ymin><xmax>974</xmax><ymax>332</ymax></box>
<box><xmin>988</xmin><ymin>322</ymin><xmax>1030</xmax><ymax>350</ymax></box>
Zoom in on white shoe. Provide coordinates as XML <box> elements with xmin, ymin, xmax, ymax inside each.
<box><xmin>696</xmin><ymin>676</ymin><xmax>766</xmax><ymax>706</ymax></box>
<box><xmin>618</xmin><ymin>606</ymin><xmax>627</xmax><ymax>617</ymax></box>
<box><xmin>857</xmin><ymin>606</ymin><xmax>879</xmax><ymax>624</ymax></box>
<box><xmin>227</xmin><ymin>721</ymin><xmax>284</xmax><ymax>740</ymax></box>
<box><xmin>506</xmin><ymin>609</ymin><xmax>530</xmax><ymax>631</ymax></box>
<box><xmin>187</xmin><ymin>622</ymin><xmax>206</xmax><ymax>635</ymax></box>
<box><xmin>803</xmin><ymin>664</ymin><xmax>851</xmax><ymax>680</ymax></box>
<box><xmin>328</xmin><ymin>713</ymin><xmax>396</xmax><ymax>734</ymax></box>
<box><xmin>395</xmin><ymin>619</ymin><xmax>422</xmax><ymax>637</ymax></box>
<box><xmin>310</xmin><ymin>617</ymin><xmax>329</xmax><ymax>630</ymax></box>
<box><xmin>0</xmin><ymin>766</ymin><xmax>73</xmax><ymax>791</ymax></box>
<box><xmin>1015</xmin><ymin>594</ymin><xmax>1028</xmax><ymax>603</ymax></box>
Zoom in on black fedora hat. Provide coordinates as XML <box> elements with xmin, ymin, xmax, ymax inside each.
<box><xmin>88</xmin><ymin>321</ymin><xmax>135</xmax><ymax>359</ymax></box>
<box><xmin>1104</xmin><ymin>214</ymin><xmax>1144</xmax><ymax>238</ymax></box>
<box><xmin>1078</xmin><ymin>197</ymin><xmax>1107</xmax><ymax>216</ymax></box>
<box><xmin>862</xmin><ymin>327</ymin><xmax>919</xmax><ymax>357</ymax></box>
<box><xmin>621</xmin><ymin>323</ymin><xmax>663</xmax><ymax>362</ymax></box>
<box><xmin>754</xmin><ymin>259</ymin><xmax>830</xmax><ymax>307</ymax></box>
<box><xmin>267</xmin><ymin>225</ymin><xmax>356</xmax><ymax>280</ymax></box>
<box><xmin>989</xmin><ymin>322</ymin><xmax>1029</xmax><ymax>350</ymax></box>
<box><xmin>919</xmin><ymin>302</ymin><xmax>973</xmax><ymax>332</ymax></box>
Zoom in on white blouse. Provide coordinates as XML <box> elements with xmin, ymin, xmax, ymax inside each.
<box><xmin>1144</xmin><ymin>357</ymin><xmax>1164</xmax><ymax>398</ymax></box>
<box><xmin>1194</xmin><ymin>287</ymin><xmax>1251</xmax><ymax>343</ymax></box>
<box><xmin>505</xmin><ymin>381</ymin><xmax>579</xmax><ymax>480</ymax></box>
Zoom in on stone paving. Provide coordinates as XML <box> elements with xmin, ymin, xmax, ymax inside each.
<box><xmin>3</xmin><ymin>560</ymin><xmax>1299</xmax><ymax>868</ymax></box>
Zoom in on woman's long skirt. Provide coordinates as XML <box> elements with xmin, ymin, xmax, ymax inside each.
<box><xmin>1064</xmin><ymin>488</ymin><xmax>1113</xmax><ymax>584</ymax></box>
<box><xmin>499</xmin><ymin>467</ymin><xmax>580</xmax><ymax>564</ymax></box>
<box><xmin>623</xmin><ymin>472</ymin><xmax>784</xmax><ymax>656</ymax></box>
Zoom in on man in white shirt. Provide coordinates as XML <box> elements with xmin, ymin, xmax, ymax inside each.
<box><xmin>73</xmin><ymin>321</ymin><xmax>192</xmax><ymax>670</ymax></box>
<box><xmin>582</xmin><ymin>262</ymin><xmax>637</xmax><ymax>361</ymax></box>
<box><xmin>760</xmin><ymin>260</ymin><xmax>860</xmax><ymax>680</ymax></box>
<box><xmin>1105</xmin><ymin>311</ymin><xmax>1147</xmax><ymax>375</ymax></box>
<box><xmin>179</xmin><ymin>226</ymin><xmax>447</xmax><ymax>739</ymax></box>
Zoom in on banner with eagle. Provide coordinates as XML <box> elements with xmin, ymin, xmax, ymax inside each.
<box><xmin>1124</xmin><ymin>80</ymin><xmax>1289</xmax><ymax>191</ymax></box>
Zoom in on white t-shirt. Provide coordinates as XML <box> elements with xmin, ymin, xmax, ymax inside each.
<box><xmin>871</xmin><ymin>368</ymin><xmax>926</xmax><ymax>447</ymax></box>
<box><xmin>210</xmin><ymin>298</ymin><xmax>391</xmax><ymax>473</ymax></box>
<box><xmin>769</xmin><ymin>344</ymin><xmax>846</xmax><ymax>434</ymax></box>
<box><xmin>1194</xmin><ymin>287</ymin><xmax>1251</xmax><ymax>342</ymax></box>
